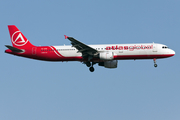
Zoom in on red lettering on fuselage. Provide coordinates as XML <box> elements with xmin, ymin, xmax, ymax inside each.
<box><xmin>119</xmin><ymin>46</ymin><xmax>123</xmax><ymax>50</ymax></box>
<box><xmin>129</xmin><ymin>46</ymin><xmax>134</xmax><ymax>51</ymax></box>
<box><xmin>112</xmin><ymin>46</ymin><xmax>116</xmax><ymax>50</ymax></box>
<box><xmin>105</xmin><ymin>45</ymin><xmax>153</xmax><ymax>51</ymax></box>
<box><xmin>106</xmin><ymin>46</ymin><xmax>111</xmax><ymax>50</ymax></box>
<box><xmin>124</xmin><ymin>46</ymin><xmax>128</xmax><ymax>50</ymax></box>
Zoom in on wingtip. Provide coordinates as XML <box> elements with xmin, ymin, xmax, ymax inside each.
<box><xmin>64</xmin><ymin>35</ymin><xmax>68</xmax><ymax>39</ymax></box>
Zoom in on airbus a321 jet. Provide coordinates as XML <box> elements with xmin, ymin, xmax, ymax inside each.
<box><xmin>5</xmin><ymin>25</ymin><xmax>175</xmax><ymax>72</ymax></box>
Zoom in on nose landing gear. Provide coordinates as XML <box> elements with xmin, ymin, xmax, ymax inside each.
<box><xmin>153</xmin><ymin>58</ymin><xmax>158</xmax><ymax>67</ymax></box>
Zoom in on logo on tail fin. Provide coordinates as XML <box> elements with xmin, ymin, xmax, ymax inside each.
<box><xmin>12</xmin><ymin>31</ymin><xmax>28</xmax><ymax>46</ymax></box>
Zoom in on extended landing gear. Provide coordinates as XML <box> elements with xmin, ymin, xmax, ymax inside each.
<box><xmin>153</xmin><ymin>58</ymin><xmax>158</xmax><ymax>67</ymax></box>
<box><xmin>154</xmin><ymin>64</ymin><xmax>157</xmax><ymax>67</ymax></box>
<box><xmin>85</xmin><ymin>62</ymin><xmax>95</xmax><ymax>72</ymax></box>
<box><xmin>89</xmin><ymin>67</ymin><xmax>95</xmax><ymax>72</ymax></box>
<box><xmin>85</xmin><ymin>61</ymin><xmax>91</xmax><ymax>67</ymax></box>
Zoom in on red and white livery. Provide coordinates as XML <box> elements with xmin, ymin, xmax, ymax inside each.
<box><xmin>5</xmin><ymin>25</ymin><xmax>175</xmax><ymax>72</ymax></box>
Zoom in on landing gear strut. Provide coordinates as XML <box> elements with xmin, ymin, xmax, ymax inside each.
<box><xmin>85</xmin><ymin>61</ymin><xmax>91</xmax><ymax>67</ymax></box>
<box><xmin>153</xmin><ymin>58</ymin><xmax>158</xmax><ymax>67</ymax></box>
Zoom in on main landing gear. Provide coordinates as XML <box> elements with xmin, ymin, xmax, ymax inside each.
<box><xmin>89</xmin><ymin>66</ymin><xmax>95</xmax><ymax>72</ymax></box>
<box><xmin>85</xmin><ymin>62</ymin><xmax>95</xmax><ymax>72</ymax></box>
<box><xmin>153</xmin><ymin>58</ymin><xmax>158</xmax><ymax>67</ymax></box>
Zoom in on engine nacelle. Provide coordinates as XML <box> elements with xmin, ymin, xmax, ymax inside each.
<box><xmin>98</xmin><ymin>60</ymin><xmax>118</xmax><ymax>68</ymax></box>
<box><xmin>99</xmin><ymin>52</ymin><xmax>114</xmax><ymax>60</ymax></box>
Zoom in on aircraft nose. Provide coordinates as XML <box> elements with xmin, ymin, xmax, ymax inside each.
<box><xmin>171</xmin><ymin>49</ymin><xmax>175</xmax><ymax>56</ymax></box>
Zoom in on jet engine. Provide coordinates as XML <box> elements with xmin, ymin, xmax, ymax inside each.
<box><xmin>98</xmin><ymin>60</ymin><xmax>118</xmax><ymax>68</ymax></box>
<box><xmin>99</xmin><ymin>52</ymin><xmax>114</xmax><ymax>60</ymax></box>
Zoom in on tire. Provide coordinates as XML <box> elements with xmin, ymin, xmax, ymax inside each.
<box><xmin>154</xmin><ymin>64</ymin><xmax>157</xmax><ymax>67</ymax></box>
<box><xmin>89</xmin><ymin>67</ymin><xmax>95</xmax><ymax>72</ymax></box>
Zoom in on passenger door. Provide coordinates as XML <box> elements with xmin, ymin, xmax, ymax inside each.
<box><xmin>153</xmin><ymin>43</ymin><xmax>157</xmax><ymax>52</ymax></box>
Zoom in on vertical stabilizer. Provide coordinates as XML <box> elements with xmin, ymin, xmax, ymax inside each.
<box><xmin>8</xmin><ymin>25</ymin><xmax>35</xmax><ymax>49</ymax></box>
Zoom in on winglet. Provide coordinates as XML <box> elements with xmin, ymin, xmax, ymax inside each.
<box><xmin>64</xmin><ymin>35</ymin><xmax>68</xmax><ymax>39</ymax></box>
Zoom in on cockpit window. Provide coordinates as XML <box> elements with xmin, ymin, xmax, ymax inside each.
<box><xmin>162</xmin><ymin>46</ymin><xmax>169</xmax><ymax>49</ymax></box>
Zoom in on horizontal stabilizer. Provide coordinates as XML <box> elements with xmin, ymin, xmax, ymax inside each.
<box><xmin>5</xmin><ymin>45</ymin><xmax>24</xmax><ymax>53</ymax></box>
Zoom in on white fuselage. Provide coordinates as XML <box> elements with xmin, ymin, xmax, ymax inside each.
<box><xmin>51</xmin><ymin>43</ymin><xmax>175</xmax><ymax>60</ymax></box>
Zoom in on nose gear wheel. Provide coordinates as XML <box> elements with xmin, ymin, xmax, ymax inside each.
<box><xmin>153</xmin><ymin>58</ymin><xmax>158</xmax><ymax>67</ymax></box>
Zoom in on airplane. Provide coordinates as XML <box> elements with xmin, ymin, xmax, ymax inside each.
<box><xmin>5</xmin><ymin>25</ymin><xmax>175</xmax><ymax>72</ymax></box>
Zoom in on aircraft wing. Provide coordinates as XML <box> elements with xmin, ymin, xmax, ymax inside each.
<box><xmin>65</xmin><ymin>35</ymin><xmax>98</xmax><ymax>57</ymax></box>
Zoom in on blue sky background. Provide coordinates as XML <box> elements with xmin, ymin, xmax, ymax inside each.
<box><xmin>0</xmin><ymin>0</ymin><xmax>180</xmax><ymax>120</ymax></box>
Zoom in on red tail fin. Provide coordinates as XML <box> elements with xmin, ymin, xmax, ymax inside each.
<box><xmin>8</xmin><ymin>25</ymin><xmax>35</xmax><ymax>49</ymax></box>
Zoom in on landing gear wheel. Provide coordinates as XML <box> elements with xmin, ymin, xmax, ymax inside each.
<box><xmin>153</xmin><ymin>58</ymin><xmax>157</xmax><ymax>68</ymax></box>
<box><xmin>154</xmin><ymin>64</ymin><xmax>158</xmax><ymax>67</ymax></box>
<box><xmin>89</xmin><ymin>67</ymin><xmax>95</xmax><ymax>72</ymax></box>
